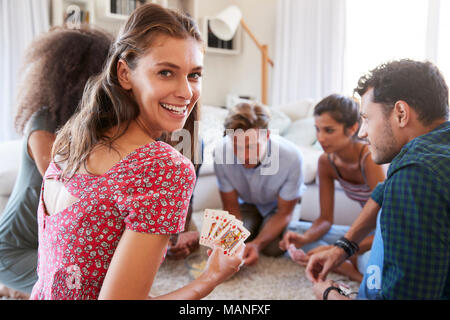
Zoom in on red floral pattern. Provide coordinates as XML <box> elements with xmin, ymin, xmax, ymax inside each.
<box><xmin>30</xmin><ymin>141</ymin><xmax>195</xmax><ymax>300</ymax></box>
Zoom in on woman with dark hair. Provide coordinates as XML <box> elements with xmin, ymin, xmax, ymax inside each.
<box><xmin>0</xmin><ymin>25</ymin><xmax>113</xmax><ymax>299</ymax></box>
<box><xmin>279</xmin><ymin>94</ymin><xmax>385</xmax><ymax>282</ymax></box>
<box><xmin>30</xmin><ymin>3</ymin><xmax>243</xmax><ymax>300</ymax></box>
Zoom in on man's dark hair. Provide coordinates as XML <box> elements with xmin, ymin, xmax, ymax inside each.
<box><xmin>354</xmin><ymin>59</ymin><xmax>449</xmax><ymax>125</ymax></box>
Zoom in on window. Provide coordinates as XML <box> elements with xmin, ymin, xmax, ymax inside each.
<box><xmin>344</xmin><ymin>0</ymin><xmax>430</xmax><ymax>95</ymax></box>
<box><xmin>437</xmin><ymin>0</ymin><xmax>450</xmax><ymax>88</ymax></box>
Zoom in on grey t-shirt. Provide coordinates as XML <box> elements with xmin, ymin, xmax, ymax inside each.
<box><xmin>0</xmin><ymin>107</ymin><xmax>56</xmax><ymax>249</ymax></box>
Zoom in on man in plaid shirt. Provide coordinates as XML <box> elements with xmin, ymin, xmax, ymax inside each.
<box><xmin>305</xmin><ymin>59</ymin><xmax>449</xmax><ymax>300</ymax></box>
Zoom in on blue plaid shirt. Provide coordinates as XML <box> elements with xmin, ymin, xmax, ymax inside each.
<box><xmin>370</xmin><ymin>121</ymin><xmax>450</xmax><ymax>299</ymax></box>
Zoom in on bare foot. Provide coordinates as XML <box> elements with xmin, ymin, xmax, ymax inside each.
<box><xmin>334</xmin><ymin>260</ymin><xmax>363</xmax><ymax>283</ymax></box>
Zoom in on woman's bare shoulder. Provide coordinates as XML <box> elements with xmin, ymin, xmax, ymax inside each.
<box><xmin>317</xmin><ymin>152</ymin><xmax>335</xmax><ymax>178</ymax></box>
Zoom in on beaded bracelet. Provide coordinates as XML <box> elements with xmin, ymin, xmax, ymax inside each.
<box><xmin>333</xmin><ymin>237</ymin><xmax>360</xmax><ymax>258</ymax></box>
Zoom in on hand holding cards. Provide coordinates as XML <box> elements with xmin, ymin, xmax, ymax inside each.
<box><xmin>200</xmin><ymin>209</ymin><xmax>250</xmax><ymax>256</ymax></box>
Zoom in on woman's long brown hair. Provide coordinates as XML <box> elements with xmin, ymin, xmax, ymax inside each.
<box><xmin>52</xmin><ymin>3</ymin><xmax>203</xmax><ymax>179</ymax></box>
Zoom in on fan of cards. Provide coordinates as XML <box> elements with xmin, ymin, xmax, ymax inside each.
<box><xmin>200</xmin><ymin>209</ymin><xmax>250</xmax><ymax>256</ymax></box>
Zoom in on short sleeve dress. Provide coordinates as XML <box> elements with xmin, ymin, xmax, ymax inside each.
<box><xmin>30</xmin><ymin>141</ymin><xmax>196</xmax><ymax>300</ymax></box>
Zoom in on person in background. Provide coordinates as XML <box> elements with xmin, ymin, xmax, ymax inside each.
<box><xmin>214</xmin><ymin>102</ymin><xmax>306</xmax><ymax>266</ymax></box>
<box><xmin>0</xmin><ymin>25</ymin><xmax>113</xmax><ymax>299</ymax></box>
<box><xmin>279</xmin><ymin>94</ymin><xmax>386</xmax><ymax>282</ymax></box>
<box><xmin>30</xmin><ymin>3</ymin><xmax>243</xmax><ymax>300</ymax></box>
<box><xmin>307</xmin><ymin>59</ymin><xmax>449</xmax><ymax>300</ymax></box>
<box><xmin>166</xmin><ymin>142</ymin><xmax>203</xmax><ymax>260</ymax></box>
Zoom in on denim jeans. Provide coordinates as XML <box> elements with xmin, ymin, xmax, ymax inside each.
<box><xmin>240</xmin><ymin>202</ymin><xmax>302</xmax><ymax>257</ymax></box>
<box><xmin>286</xmin><ymin>220</ymin><xmax>350</xmax><ymax>253</ymax></box>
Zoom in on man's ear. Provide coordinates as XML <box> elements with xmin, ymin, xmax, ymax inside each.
<box><xmin>117</xmin><ymin>59</ymin><xmax>133</xmax><ymax>90</ymax></box>
<box><xmin>393</xmin><ymin>100</ymin><xmax>411</xmax><ymax>128</ymax></box>
<box><xmin>346</xmin><ymin>121</ymin><xmax>360</xmax><ymax>137</ymax></box>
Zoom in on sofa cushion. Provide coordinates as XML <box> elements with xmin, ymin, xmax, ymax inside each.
<box><xmin>0</xmin><ymin>139</ymin><xmax>22</xmax><ymax>197</ymax></box>
<box><xmin>296</xmin><ymin>145</ymin><xmax>322</xmax><ymax>184</ymax></box>
<box><xmin>198</xmin><ymin>105</ymin><xmax>229</xmax><ymax>171</ymax></box>
<box><xmin>282</xmin><ymin>117</ymin><xmax>316</xmax><ymax>147</ymax></box>
<box><xmin>268</xmin><ymin>108</ymin><xmax>292</xmax><ymax>135</ymax></box>
<box><xmin>275</xmin><ymin>99</ymin><xmax>317</xmax><ymax>122</ymax></box>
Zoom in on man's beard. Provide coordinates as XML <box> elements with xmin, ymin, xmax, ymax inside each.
<box><xmin>371</xmin><ymin>122</ymin><xmax>398</xmax><ymax>164</ymax></box>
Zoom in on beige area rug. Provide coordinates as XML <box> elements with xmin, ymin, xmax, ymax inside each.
<box><xmin>150</xmin><ymin>211</ymin><xmax>360</xmax><ymax>300</ymax></box>
<box><xmin>0</xmin><ymin>211</ymin><xmax>360</xmax><ymax>300</ymax></box>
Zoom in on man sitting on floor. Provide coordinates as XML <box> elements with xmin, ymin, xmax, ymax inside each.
<box><xmin>213</xmin><ymin>102</ymin><xmax>306</xmax><ymax>266</ymax></box>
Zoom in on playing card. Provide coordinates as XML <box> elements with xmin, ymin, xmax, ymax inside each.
<box><xmin>215</xmin><ymin>220</ymin><xmax>250</xmax><ymax>256</ymax></box>
<box><xmin>287</xmin><ymin>243</ymin><xmax>306</xmax><ymax>262</ymax></box>
<box><xmin>200</xmin><ymin>209</ymin><xmax>250</xmax><ymax>255</ymax></box>
<box><xmin>209</xmin><ymin>210</ymin><xmax>234</xmax><ymax>242</ymax></box>
<box><xmin>200</xmin><ymin>209</ymin><xmax>228</xmax><ymax>247</ymax></box>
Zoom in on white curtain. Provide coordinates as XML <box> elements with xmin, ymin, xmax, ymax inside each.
<box><xmin>433</xmin><ymin>0</ymin><xmax>450</xmax><ymax>87</ymax></box>
<box><xmin>271</xmin><ymin>0</ymin><xmax>346</xmax><ymax>105</ymax></box>
<box><xmin>0</xmin><ymin>0</ymin><xmax>49</xmax><ymax>142</ymax></box>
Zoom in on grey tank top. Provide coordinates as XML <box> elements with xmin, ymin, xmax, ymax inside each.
<box><xmin>327</xmin><ymin>146</ymin><xmax>372</xmax><ymax>207</ymax></box>
<box><xmin>0</xmin><ymin>107</ymin><xmax>57</xmax><ymax>249</ymax></box>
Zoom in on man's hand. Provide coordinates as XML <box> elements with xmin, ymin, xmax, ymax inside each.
<box><xmin>305</xmin><ymin>246</ymin><xmax>347</xmax><ymax>283</ymax></box>
<box><xmin>279</xmin><ymin>231</ymin><xmax>308</xmax><ymax>251</ymax></box>
<box><xmin>306</xmin><ymin>245</ymin><xmax>333</xmax><ymax>257</ymax></box>
<box><xmin>287</xmin><ymin>244</ymin><xmax>308</xmax><ymax>266</ymax></box>
<box><xmin>288</xmin><ymin>244</ymin><xmax>336</xmax><ymax>267</ymax></box>
<box><xmin>242</xmin><ymin>241</ymin><xmax>260</xmax><ymax>266</ymax></box>
<box><xmin>312</xmin><ymin>280</ymin><xmax>351</xmax><ymax>300</ymax></box>
<box><xmin>167</xmin><ymin>231</ymin><xmax>199</xmax><ymax>260</ymax></box>
<box><xmin>312</xmin><ymin>280</ymin><xmax>335</xmax><ymax>300</ymax></box>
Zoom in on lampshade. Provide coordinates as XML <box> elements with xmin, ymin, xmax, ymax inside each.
<box><xmin>209</xmin><ymin>5</ymin><xmax>242</xmax><ymax>41</ymax></box>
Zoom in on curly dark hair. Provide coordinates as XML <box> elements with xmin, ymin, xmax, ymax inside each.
<box><xmin>354</xmin><ymin>59</ymin><xmax>449</xmax><ymax>125</ymax></box>
<box><xmin>14</xmin><ymin>25</ymin><xmax>113</xmax><ymax>134</ymax></box>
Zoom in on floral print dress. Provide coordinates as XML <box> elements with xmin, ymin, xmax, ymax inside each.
<box><xmin>30</xmin><ymin>141</ymin><xmax>195</xmax><ymax>299</ymax></box>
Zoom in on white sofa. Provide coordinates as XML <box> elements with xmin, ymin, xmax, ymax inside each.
<box><xmin>0</xmin><ymin>139</ymin><xmax>22</xmax><ymax>214</ymax></box>
<box><xmin>0</xmin><ymin>101</ymin><xmax>363</xmax><ymax>226</ymax></box>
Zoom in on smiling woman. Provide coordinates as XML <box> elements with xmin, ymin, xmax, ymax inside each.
<box><xmin>51</xmin><ymin>4</ymin><xmax>205</xmax><ymax>180</ymax></box>
<box><xmin>116</xmin><ymin>35</ymin><xmax>203</xmax><ymax>136</ymax></box>
<box><xmin>29</xmin><ymin>3</ymin><xmax>244</xmax><ymax>300</ymax></box>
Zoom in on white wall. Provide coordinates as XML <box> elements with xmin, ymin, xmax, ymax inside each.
<box><xmin>197</xmin><ymin>0</ymin><xmax>277</xmax><ymax>107</ymax></box>
<box><xmin>49</xmin><ymin>0</ymin><xmax>278</xmax><ymax>108</ymax></box>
